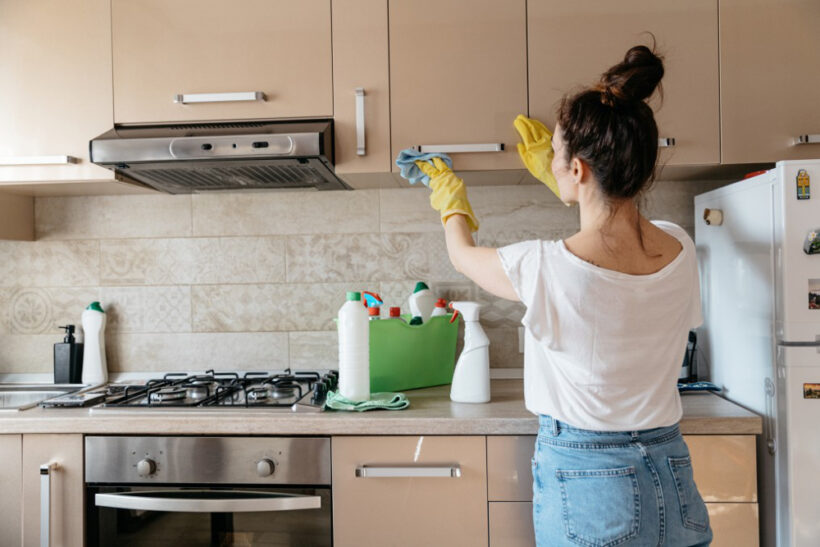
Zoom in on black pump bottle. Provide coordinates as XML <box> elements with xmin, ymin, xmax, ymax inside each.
<box><xmin>54</xmin><ymin>325</ymin><xmax>83</xmax><ymax>384</ymax></box>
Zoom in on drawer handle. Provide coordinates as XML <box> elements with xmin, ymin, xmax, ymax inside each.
<box><xmin>658</xmin><ymin>137</ymin><xmax>676</xmax><ymax>147</ymax></box>
<box><xmin>355</xmin><ymin>465</ymin><xmax>462</xmax><ymax>478</ymax></box>
<box><xmin>355</xmin><ymin>88</ymin><xmax>366</xmax><ymax>156</ymax></box>
<box><xmin>173</xmin><ymin>91</ymin><xmax>266</xmax><ymax>104</ymax></box>
<box><xmin>0</xmin><ymin>155</ymin><xmax>79</xmax><ymax>166</ymax></box>
<box><xmin>40</xmin><ymin>462</ymin><xmax>60</xmax><ymax>547</ymax></box>
<box><xmin>413</xmin><ymin>143</ymin><xmax>503</xmax><ymax>154</ymax></box>
<box><xmin>795</xmin><ymin>134</ymin><xmax>820</xmax><ymax>145</ymax></box>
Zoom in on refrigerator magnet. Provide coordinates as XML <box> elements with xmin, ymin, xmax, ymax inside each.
<box><xmin>803</xmin><ymin>230</ymin><xmax>820</xmax><ymax>255</ymax></box>
<box><xmin>808</xmin><ymin>279</ymin><xmax>820</xmax><ymax>309</ymax></box>
<box><xmin>803</xmin><ymin>383</ymin><xmax>820</xmax><ymax>399</ymax></box>
<box><xmin>797</xmin><ymin>169</ymin><xmax>811</xmax><ymax>200</ymax></box>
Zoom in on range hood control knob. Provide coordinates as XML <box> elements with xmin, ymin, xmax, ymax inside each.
<box><xmin>137</xmin><ymin>458</ymin><xmax>157</xmax><ymax>477</ymax></box>
<box><xmin>256</xmin><ymin>458</ymin><xmax>276</xmax><ymax>477</ymax></box>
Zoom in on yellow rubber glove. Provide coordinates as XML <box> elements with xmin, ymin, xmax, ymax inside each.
<box><xmin>414</xmin><ymin>157</ymin><xmax>479</xmax><ymax>232</ymax></box>
<box><xmin>514</xmin><ymin>114</ymin><xmax>561</xmax><ymax>200</ymax></box>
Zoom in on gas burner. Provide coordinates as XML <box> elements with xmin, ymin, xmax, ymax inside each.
<box><xmin>150</xmin><ymin>387</ymin><xmax>187</xmax><ymax>403</ymax></box>
<box><xmin>247</xmin><ymin>386</ymin><xmax>269</xmax><ymax>402</ymax></box>
<box><xmin>184</xmin><ymin>383</ymin><xmax>212</xmax><ymax>400</ymax></box>
<box><xmin>269</xmin><ymin>386</ymin><xmax>296</xmax><ymax>400</ymax></box>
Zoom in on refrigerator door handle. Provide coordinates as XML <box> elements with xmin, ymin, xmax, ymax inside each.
<box><xmin>764</xmin><ymin>377</ymin><xmax>776</xmax><ymax>455</ymax></box>
<box><xmin>776</xmin><ymin>340</ymin><xmax>820</xmax><ymax>347</ymax></box>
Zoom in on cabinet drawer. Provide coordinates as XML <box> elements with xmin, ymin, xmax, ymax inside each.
<box><xmin>487</xmin><ymin>435</ymin><xmax>535</xmax><ymax>501</ymax></box>
<box><xmin>489</xmin><ymin>502</ymin><xmax>534</xmax><ymax>546</ymax></box>
<box><xmin>112</xmin><ymin>0</ymin><xmax>333</xmax><ymax>124</ymax></box>
<box><xmin>707</xmin><ymin>502</ymin><xmax>759</xmax><ymax>547</ymax></box>
<box><xmin>332</xmin><ymin>436</ymin><xmax>487</xmax><ymax>547</ymax></box>
<box><xmin>686</xmin><ymin>435</ymin><xmax>757</xmax><ymax>503</ymax></box>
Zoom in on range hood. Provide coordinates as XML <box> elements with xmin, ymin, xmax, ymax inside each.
<box><xmin>89</xmin><ymin>119</ymin><xmax>350</xmax><ymax>193</ymax></box>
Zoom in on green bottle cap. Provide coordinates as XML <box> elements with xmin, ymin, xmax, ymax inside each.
<box><xmin>346</xmin><ymin>291</ymin><xmax>361</xmax><ymax>302</ymax></box>
<box><xmin>409</xmin><ymin>316</ymin><xmax>423</xmax><ymax>325</ymax></box>
<box><xmin>413</xmin><ymin>282</ymin><xmax>429</xmax><ymax>293</ymax></box>
<box><xmin>86</xmin><ymin>301</ymin><xmax>105</xmax><ymax>313</ymax></box>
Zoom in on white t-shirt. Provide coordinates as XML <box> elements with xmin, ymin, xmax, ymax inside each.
<box><xmin>497</xmin><ymin>221</ymin><xmax>701</xmax><ymax>431</ymax></box>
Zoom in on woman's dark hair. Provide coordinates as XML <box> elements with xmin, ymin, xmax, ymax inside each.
<box><xmin>556</xmin><ymin>45</ymin><xmax>664</xmax><ymax>201</ymax></box>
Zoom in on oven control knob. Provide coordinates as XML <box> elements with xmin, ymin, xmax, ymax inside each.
<box><xmin>256</xmin><ymin>458</ymin><xmax>276</xmax><ymax>477</ymax></box>
<box><xmin>137</xmin><ymin>458</ymin><xmax>157</xmax><ymax>477</ymax></box>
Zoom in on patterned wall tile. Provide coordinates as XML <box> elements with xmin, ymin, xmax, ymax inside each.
<box><xmin>35</xmin><ymin>194</ymin><xmax>192</xmax><ymax>240</ymax></box>
<box><xmin>286</xmin><ymin>233</ymin><xmax>461</xmax><ymax>283</ymax></box>
<box><xmin>107</xmin><ymin>332</ymin><xmax>288</xmax><ymax>372</ymax></box>
<box><xmin>192</xmin><ymin>283</ymin><xmax>358</xmax><ymax>333</ymax></box>
<box><xmin>487</xmin><ymin>327</ymin><xmax>524</xmax><ymax>368</ymax></box>
<box><xmin>0</xmin><ymin>334</ymin><xmax>54</xmax><ymax>372</ymax></box>
<box><xmin>101</xmin><ymin>237</ymin><xmax>286</xmax><ymax>285</ymax></box>
<box><xmin>1</xmin><ymin>287</ymin><xmax>100</xmax><ymax>335</ymax></box>
<box><xmin>101</xmin><ymin>286</ymin><xmax>191</xmax><ymax>333</ymax></box>
<box><xmin>0</xmin><ymin>241</ymin><xmax>99</xmax><ymax>287</ymax></box>
<box><xmin>191</xmin><ymin>190</ymin><xmax>380</xmax><ymax>236</ymax></box>
<box><xmin>642</xmin><ymin>180</ymin><xmax>729</xmax><ymax>234</ymax></box>
<box><xmin>289</xmin><ymin>331</ymin><xmax>338</xmax><ymax>371</ymax></box>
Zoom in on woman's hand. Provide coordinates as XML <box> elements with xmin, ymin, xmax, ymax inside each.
<box><xmin>414</xmin><ymin>157</ymin><xmax>479</xmax><ymax>232</ymax></box>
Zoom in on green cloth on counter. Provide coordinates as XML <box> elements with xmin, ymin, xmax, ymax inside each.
<box><xmin>325</xmin><ymin>390</ymin><xmax>409</xmax><ymax>412</ymax></box>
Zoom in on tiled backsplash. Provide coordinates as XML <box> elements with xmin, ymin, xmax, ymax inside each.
<box><xmin>0</xmin><ymin>180</ymin><xmax>723</xmax><ymax>373</ymax></box>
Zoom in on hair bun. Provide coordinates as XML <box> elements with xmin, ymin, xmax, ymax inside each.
<box><xmin>598</xmin><ymin>45</ymin><xmax>664</xmax><ymax>104</ymax></box>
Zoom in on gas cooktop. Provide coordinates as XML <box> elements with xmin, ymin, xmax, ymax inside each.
<box><xmin>43</xmin><ymin>369</ymin><xmax>336</xmax><ymax>413</ymax></box>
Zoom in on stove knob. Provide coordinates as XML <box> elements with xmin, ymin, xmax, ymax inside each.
<box><xmin>137</xmin><ymin>458</ymin><xmax>157</xmax><ymax>477</ymax></box>
<box><xmin>312</xmin><ymin>381</ymin><xmax>328</xmax><ymax>403</ymax></box>
<box><xmin>256</xmin><ymin>458</ymin><xmax>275</xmax><ymax>477</ymax></box>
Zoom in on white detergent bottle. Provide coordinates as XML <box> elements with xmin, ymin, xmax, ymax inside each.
<box><xmin>449</xmin><ymin>301</ymin><xmax>490</xmax><ymax>403</ymax></box>
<box><xmin>81</xmin><ymin>301</ymin><xmax>108</xmax><ymax>385</ymax></box>
<box><xmin>338</xmin><ymin>291</ymin><xmax>370</xmax><ymax>402</ymax></box>
<box><xmin>408</xmin><ymin>281</ymin><xmax>436</xmax><ymax>322</ymax></box>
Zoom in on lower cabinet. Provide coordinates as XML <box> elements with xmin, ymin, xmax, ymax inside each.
<box><xmin>0</xmin><ymin>435</ymin><xmax>23</xmax><ymax>546</ymax></box>
<box><xmin>21</xmin><ymin>434</ymin><xmax>84</xmax><ymax>547</ymax></box>
<box><xmin>332</xmin><ymin>436</ymin><xmax>488</xmax><ymax>547</ymax></box>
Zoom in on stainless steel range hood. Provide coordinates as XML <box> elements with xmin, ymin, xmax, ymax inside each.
<box><xmin>89</xmin><ymin>120</ymin><xmax>350</xmax><ymax>193</ymax></box>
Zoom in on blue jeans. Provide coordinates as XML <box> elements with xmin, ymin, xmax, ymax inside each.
<box><xmin>533</xmin><ymin>415</ymin><xmax>713</xmax><ymax>547</ymax></box>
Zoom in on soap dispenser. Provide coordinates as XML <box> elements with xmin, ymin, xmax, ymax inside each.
<box><xmin>54</xmin><ymin>325</ymin><xmax>83</xmax><ymax>384</ymax></box>
<box><xmin>449</xmin><ymin>301</ymin><xmax>491</xmax><ymax>403</ymax></box>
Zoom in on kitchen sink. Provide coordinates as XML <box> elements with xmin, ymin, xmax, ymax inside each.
<box><xmin>0</xmin><ymin>384</ymin><xmax>84</xmax><ymax>411</ymax></box>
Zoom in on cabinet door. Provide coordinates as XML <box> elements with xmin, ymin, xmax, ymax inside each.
<box><xmin>22</xmin><ymin>434</ymin><xmax>84</xmax><ymax>547</ymax></box>
<box><xmin>0</xmin><ymin>435</ymin><xmax>22</xmax><ymax>547</ymax></box>
<box><xmin>0</xmin><ymin>0</ymin><xmax>114</xmax><ymax>183</ymax></box>
<box><xmin>685</xmin><ymin>435</ymin><xmax>757</xmax><ymax>502</ymax></box>
<box><xmin>389</xmin><ymin>0</ymin><xmax>527</xmax><ymax>171</ymax></box>
<box><xmin>112</xmin><ymin>0</ymin><xmax>333</xmax><ymax>124</ymax></box>
<box><xmin>707</xmin><ymin>502</ymin><xmax>759</xmax><ymax>547</ymax></box>
<box><xmin>489</xmin><ymin>502</ymin><xmax>534</xmax><ymax>546</ymax></box>
<box><xmin>720</xmin><ymin>0</ymin><xmax>820</xmax><ymax>163</ymax></box>
<box><xmin>528</xmin><ymin>0</ymin><xmax>720</xmax><ymax>166</ymax></box>
<box><xmin>331</xmin><ymin>0</ymin><xmax>392</xmax><ymax>176</ymax></box>
<box><xmin>332</xmin><ymin>436</ymin><xmax>488</xmax><ymax>547</ymax></box>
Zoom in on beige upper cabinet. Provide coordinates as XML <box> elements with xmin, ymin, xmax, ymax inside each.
<box><xmin>112</xmin><ymin>0</ymin><xmax>333</xmax><ymax>124</ymax></box>
<box><xmin>389</xmin><ymin>0</ymin><xmax>528</xmax><ymax>172</ymax></box>
<box><xmin>528</xmin><ymin>0</ymin><xmax>720</xmax><ymax>166</ymax></box>
<box><xmin>720</xmin><ymin>0</ymin><xmax>820</xmax><ymax>163</ymax></box>
<box><xmin>0</xmin><ymin>0</ymin><xmax>115</xmax><ymax>184</ymax></box>
<box><xmin>331</xmin><ymin>0</ymin><xmax>392</xmax><ymax>176</ymax></box>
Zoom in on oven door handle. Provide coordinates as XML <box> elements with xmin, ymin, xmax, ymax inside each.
<box><xmin>95</xmin><ymin>490</ymin><xmax>321</xmax><ymax>513</ymax></box>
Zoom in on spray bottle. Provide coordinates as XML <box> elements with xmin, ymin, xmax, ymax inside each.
<box><xmin>449</xmin><ymin>301</ymin><xmax>490</xmax><ymax>403</ymax></box>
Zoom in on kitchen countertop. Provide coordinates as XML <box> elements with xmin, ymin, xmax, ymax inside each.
<box><xmin>0</xmin><ymin>380</ymin><xmax>761</xmax><ymax>436</ymax></box>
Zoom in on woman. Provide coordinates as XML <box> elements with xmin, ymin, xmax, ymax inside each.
<box><xmin>414</xmin><ymin>46</ymin><xmax>712</xmax><ymax>546</ymax></box>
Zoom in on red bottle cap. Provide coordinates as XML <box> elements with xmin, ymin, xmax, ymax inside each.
<box><xmin>434</xmin><ymin>298</ymin><xmax>447</xmax><ymax>308</ymax></box>
<box><xmin>368</xmin><ymin>306</ymin><xmax>380</xmax><ymax>317</ymax></box>
<box><xmin>389</xmin><ymin>307</ymin><xmax>401</xmax><ymax>318</ymax></box>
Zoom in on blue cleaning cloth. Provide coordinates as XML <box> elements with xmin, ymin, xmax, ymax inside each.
<box><xmin>395</xmin><ymin>148</ymin><xmax>453</xmax><ymax>186</ymax></box>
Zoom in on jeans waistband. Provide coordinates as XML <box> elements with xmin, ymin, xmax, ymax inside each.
<box><xmin>537</xmin><ymin>415</ymin><xmax>681</xmax><ymax>446</ymax></box>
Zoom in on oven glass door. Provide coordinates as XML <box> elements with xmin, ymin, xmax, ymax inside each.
<box><xmin>86</xmin><ymin>486</ymin><xmax>332</xmax><ymax>546</ymax></box>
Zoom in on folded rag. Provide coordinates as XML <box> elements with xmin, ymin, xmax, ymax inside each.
<box><xmin>395</xmin><ymin>148</ymin><xmax>454</xmax><ymax>186</ymax></box>
<box><xmin>325</xmin><ymin>390</ymin><xmax>410</xmax><ymax>412</ymax></box>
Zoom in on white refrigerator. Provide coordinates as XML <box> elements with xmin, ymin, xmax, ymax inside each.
<box><xmin>695</xmin><ymin>159</ymin><xmax>820</xmax><ymax>547</ymax></box>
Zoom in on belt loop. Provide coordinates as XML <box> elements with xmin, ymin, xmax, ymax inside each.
<box><xmin>551</xmin><ymin>417</ymin><xmax>559</xmax><ymax>436</ymax></box>
<box><xmin>630</xmin><ymin>431</ymin><xmax>639</xmax><ymax>441</ymax></box>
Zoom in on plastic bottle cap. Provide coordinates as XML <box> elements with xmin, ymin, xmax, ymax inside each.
<box><xmin>368</xmin><ymin>306</ymin><xmax>380</xmax><ymax>316</ymax></box>
<box><xmin>413</xmin><ymin>282</ymin><xmax>430</xmax><ymax>293</ymax></box>
<box><xmin>346</xmin><ymin>291</ymin><xmax>362</xmax><ymax>302</ymax></box>
<box><xmin>86</xmin><ymin>301</ymin><xmax>105</xmax><ymax>313</ymax></box>
<box><xmin>435</xmin><ymin>298</ymin><xmax>447</xmax><ymax>308</ymax></box>
<box><xmin>389</xmin><ymin>307</ymin><xmax>401</xmax><ymax>318</ymax></box>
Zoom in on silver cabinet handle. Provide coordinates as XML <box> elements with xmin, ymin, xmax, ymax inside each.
<box><xmin>413</xmin><ymin>143</ymin><xmax>503</xmax><ymax>154</ymax></box>
<box><xmin>173</xmin><ymin>91</ymin><xmax>266</xmax><ymax>104</ymax></box>
<box><xmin>355</xmin><ymin>465</ymin><xmax>462</xmax><ymax>478</ymax></box>
<box><xmin>95</xmin><ymin>490</ymin><xmax>321</xmax><ymax>513</ymax></box>
<box><xmin>795</xmin><ymin>134</ymin><xmax>820</xmax><ymax>145</ymax></box>
<box><xmin>658</xmin><ymin>138</ymin><xmax>676</xmax><ymax>147</ymax></box>
<box><xmin>765</xmin><ymin>377</ymin><xmax>776</xmax><ymax>455</ymax></box>
<box><xmin>355</xmin><ymin>88</ymin><xmax>366</xmax><ymax>156</ymax></box>
<box><xmin>40</xmin><ymin>462</ymin><xmax>60</xmax><ymax>547</ymax></box>
<box><xmin>0</xmin><ymin>155</ymin><xmax>79</xmax><ymax>166</ymax></box>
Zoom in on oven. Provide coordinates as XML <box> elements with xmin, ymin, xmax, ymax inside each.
<box><xmin>85</xmin><ymin>436</ymin><xmax>332</xmax><ymax>546</ymax></box>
